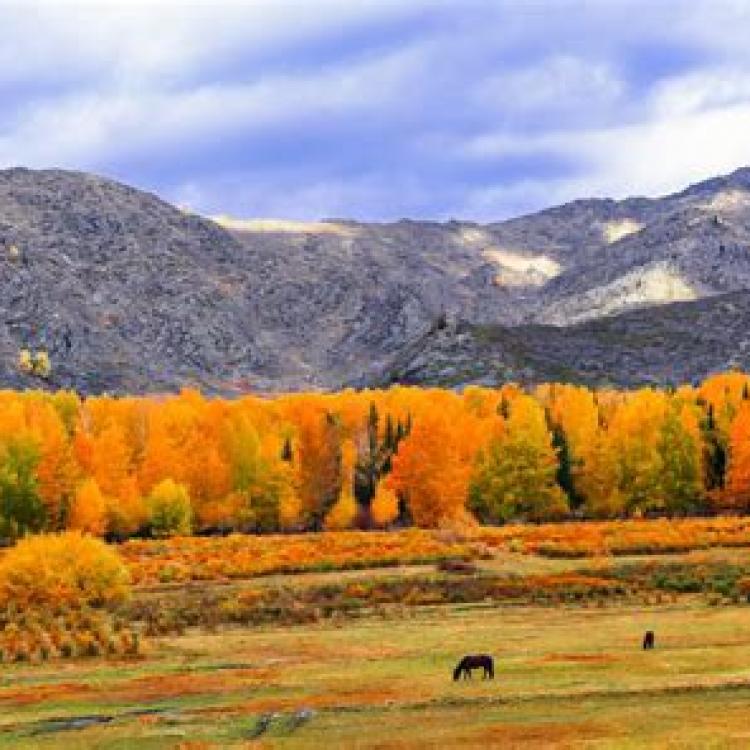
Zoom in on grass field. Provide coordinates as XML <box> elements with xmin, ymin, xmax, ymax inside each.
<box><xmin>4</xmin><ymin>566</ymin><xmax>750</xmax><ymax>748</ymax></box>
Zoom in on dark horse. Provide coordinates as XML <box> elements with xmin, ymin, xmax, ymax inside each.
<box><xmin>453</xmin><ymin>654</ymin><xmax>494</xmax><ymax>680</ymax></box>
<box><xmin>643</xmin><ymin>630</ymin><xmax>655</xmax><ymax>650</ymax></box>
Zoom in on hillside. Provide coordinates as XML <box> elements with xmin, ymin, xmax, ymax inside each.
<box><xmin>4</xmin><ymin>166</ymin><xmax>750</xmax><ymax>393</ymax></box>
<box><xmin>375</xmin><ymin>291</ymin><xmax>750</xmax><ymax>388</ymax></box>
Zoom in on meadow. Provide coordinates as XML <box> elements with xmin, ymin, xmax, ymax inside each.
<box><xmin>4</xmin><ymin>521</ymin><xmax>750</xmax><ymax>748</ymax></box>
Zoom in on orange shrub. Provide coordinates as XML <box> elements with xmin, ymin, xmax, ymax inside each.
<box><xmin>120</xmin><ymin>529</ymin><xmax>473</xmax><ymax>586</ymax></box>
<box><xmin>0</xmin><ymin>531</ymin><xmax>130</xmax><ymax>611</ymax></box>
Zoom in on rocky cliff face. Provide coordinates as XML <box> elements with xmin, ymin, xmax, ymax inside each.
<box><xmin>3</xmin><ymin>166</ymin><xmax>750</xmax><ymax>394</ymax></box>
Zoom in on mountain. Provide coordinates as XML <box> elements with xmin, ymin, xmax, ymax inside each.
<box><xmin>3</xmin><ymin>166</ymin><xmax>750</xmax><ymax>394</ymax></box>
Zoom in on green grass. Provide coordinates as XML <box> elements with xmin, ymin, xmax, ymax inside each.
<box><xmin>4</xmin><ymin>598</ymin><xmax>750</xmax><ymax>747</ymax></box>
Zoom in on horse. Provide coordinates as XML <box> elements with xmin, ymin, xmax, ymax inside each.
<box><xmin>453</xmin><ymin>654</ymin><xmax>494</xmax><ymax>681</ymax></box>
<box><xmin>642</xmin><ymin>630</ymin><xmax>655</xmax><ymax>650</ymax></box>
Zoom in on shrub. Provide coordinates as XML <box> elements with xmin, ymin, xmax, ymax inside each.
<box><xmin>146</xmin><ymin>479</ymin><xmax>192</xmax><ymax>537</ymax></box>
<box><xmin>17</xmin><ymin>349</ymin><xmax>33</xmax><ymax>374</ymax></box>
<box><xmin>324</xmin><ymin>490</ymin><xmax>356</xmax><ymax>531</ymax></box>
<box><xmin>371</xmin><ymin>486</ymin><xmax>399</xmax><ymax>527</ymax></box>
<box><xmin>0</xmin><ymin>532</ymin><xmax>130</xmax><ymax>612</ymax></box>
<box><xmin>0</xmin><ymin>533</ymin><xmax>133</xmax><ymax>661</ymax></box>
<box><xmin>16</xmin><ymin>349</ymin><xmax>51</xmax><ymax>378</ymax></box>
<box><xmin>33</xmin><ymin>351</ymin><xmax>51</xmax><ymax>379</ymax></box>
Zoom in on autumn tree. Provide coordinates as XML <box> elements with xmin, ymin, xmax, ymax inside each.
<box><xmin>605</xmin><ymin>390</ymin><xmax>668</xmax><ymax>516</ymax></box>
<box><xmin>657</xmin><ymin>403</ymin><xmax>703</xmax><ymax>514</ymax></box>
<box><xmin>354</xmin><ymin>403</ymin><xmax>381</xmax><ymax>511</ymax></box>
<box><xmin>0</xmin><ymin>437</ymin><xmax>45</xmax><ymax>539</ymax></box>
<box><xmin>700</xmin><ymin>402</ymin><xmax>727</xmax><ymax>492</ymax></box>
<box><xmin>295</xmin><ymin>410</ymin><xmax>342</xmax><ymax>529</ymax></box>
<box><xmin>544</xmin><ymin>384</ymin><xmax>600</xmax><ymax>509</ymax></box>
<box><xmin>725</xmin><ymin>401</ymin><xmax>750</xmax><ymax>509</ymax></box>
<box><xmin>325</xmin><ymin>439</ymin><xmax>357</xmax><ymax>530</ymax></box>
<box><xmin>146</xmin><ymin>478</ymin><xmax>192</xmax><ymax>537</ymax></box>
<box><xmin>224</xmin><ymin>416</ymin><xmax>296</xmax><ymax>532</ymax></box>
<box><xmin>388</xmin><ymin>410</ymin><xmax>480</xmax><ymax>526</ymax></box>
<box><xmin>31</xmin><ymin>401</ymin><xmax>79</xmax><ymax>529</ymax></box>
<box><xmin>76</xmin><ymin>421</ymin><xmax>145</xmax><ymax>535</ymax></box>
<box><xmin>469</xmin><ymin>395</ymin><xmax>567</xmax><ymax>522</ymax></box>
<box><xmin>68</xmin><ymin>478</ymin><xmax>107</xmax><ymax>535</ymax></box>
<box><xmin>576</xmin><ymin>432</ymin><xmax>622</xmax><ymax>518</ymax></box>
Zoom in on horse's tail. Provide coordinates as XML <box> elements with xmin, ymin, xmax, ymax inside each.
<box><xmin>453</xmin><ymin>659</ymin><xmax>464</xmax><ymax>681</ymax></box>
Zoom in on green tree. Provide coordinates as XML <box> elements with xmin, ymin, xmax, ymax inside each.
<box><xmin>551</xmin><ymin>422</ymin><xmax>580</xmax><ymax>508</ymax></box>
<box><xmin>657</xmin><ymin>405</ymin><xmax>703</xmax><ymax>515</ymax></box>
<box><xmin>355</xmin><ymin>402</ymin><xmax>381</xmax><ymax>509</ymax></box>
<box><xmin>701</xmin><ymin>403</ymin><xmax>727</xmax><ymax>491</ymax></box>
<box><xmin>0</xmin><ymin>437</ymin><xmax>46</xmax><ymax>539</ymax></box>
<box><xmin>469</xmin><ymin>396</ymin><xmax>567</xmax><ymax>522</ymax></box>
<box><xmin>146</xmin><ymin>478</ymin><xmax>192</xmax><ymax>537</ymax></box>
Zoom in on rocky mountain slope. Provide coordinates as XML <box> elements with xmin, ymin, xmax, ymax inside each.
<box><xmin>3</xmin><ymin>166</ymin><xmax>750</xmax><ymax>394</ymax></box>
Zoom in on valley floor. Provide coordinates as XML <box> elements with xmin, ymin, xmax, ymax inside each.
<box><xmin>4</xmin><ymin>598</ymin><xmax>750</xmax><ymax>748</ymax></box>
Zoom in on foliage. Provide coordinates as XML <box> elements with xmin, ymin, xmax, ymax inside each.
<box><xmin>0</xmin><ymin>437</ymin><xmax>45</xmax><ymax>539</ymax></box>
<box><xmin>146</xmin><ymin>478</ymin><xmax>192</xmax><ymax>537</ymax></box>
<box><xmin>17</xmin><ymin>349</ymin><xmax>51</xmax><ymax>378</ymax></box>
<box><xmin>69</xmin><ymin>478</ymin><xmax>107</xmax><ymax>535</ymax></box>
<box><xmin>469</xmin><ymin>395</ymin><xmax>567</xmax><ymax>522</ymax></box>
<box><xmin>370</xmin><ymin>485</ymin><xmax>399</xmax><ymax>527</ymax></box>
<box><xmin>1</xmin><ymin>373</ymin><xmax>750</xmax><ymax>536</ymax></box>
<box><xmin>0</xmin><ymin>532</ymin><xmax>130</xmax><ymax>611</ymax></box>
<box><xmin>118</xmin><ymin>530</ymin><xmax>475</xmax><ymax>586</ymax></box>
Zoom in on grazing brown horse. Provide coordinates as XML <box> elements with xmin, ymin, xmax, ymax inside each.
<box><xmin>642</xmin><ymin>630</ymin><xmax>655</xmax><ymax>650</ymax></box>
<box><xmin>453</xmin><ymin>654</ymin><xmax>494</xmax><ymax>680</ymax></box>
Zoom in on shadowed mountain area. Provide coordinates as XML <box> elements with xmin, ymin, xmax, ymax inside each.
<box><xmin>3</xmin><ymin>166</ymin><xmax>750</xmax><ymax>394</ymax></box>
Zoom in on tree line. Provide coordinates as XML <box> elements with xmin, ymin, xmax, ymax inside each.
<box><xmin>2</xmin><ymin>371</ymin><xmax>750</xmax><ymax>539</ymax></box>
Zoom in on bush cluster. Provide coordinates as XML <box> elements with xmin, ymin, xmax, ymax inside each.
<box><xmin>0</xmin><ymin>532</ymin><xmax>135</xmax><ymax>661</ymax></box>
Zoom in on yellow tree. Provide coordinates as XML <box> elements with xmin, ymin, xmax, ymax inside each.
<box><xmin>725</xmin><ymin>401</ymin><xmax>750</xmax><ymax>509</ymax></box>
<box><xmin>68</xmin><ymin>478</ymin><xmax>107</xmax><ymax>535</ymax></box>
<box><xmin>656</xmin><ymin>400</ymin><xmax>704</xmax><ymax>514</ymax></box>
<box><xmin>325</xmin><ymin>439</ymin><xmax>357</xmax><ymax>530</ymax></box>
<box><xmin>605</xmin><ymin>389</ymin><xmax>667</xmax><ymax>515</ymax></box>
<box><xmin>31</xmin><ymin>402</ymin><xmax>79</xmax><ymax>529</ymax></box>
<box><xmin>469</xmin><ymin>394</ymin><xmax>567</xmax><ymax>522</ymax></box>
<box><xmin>76</xmin><ymin>423</ymin><xmax>145</xmax><ymax>535</ymax></box>
<box><xmin>545</xmin><ymin>384</ymin><xmax>600</xmax><ymax>508</ymax></box>
<box><xmin>576</xmin><ymin>432</ymin><xmax>623</xmax><ymax>517</ymax></box>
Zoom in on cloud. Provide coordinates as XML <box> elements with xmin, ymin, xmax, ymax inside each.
<box><xmin>474</xmin><ymin>56</ymin><xmax>627</xmax><ymax>126</ymax></box>
<box><xmin>2</xmin><ymin>0</ymin><xmax>750</xmax><ymax>220</ymax></box>
<box><xmin>0</xmin><ymin>42</ymin><xmax>427</xmax><ymax>167</ymax></box>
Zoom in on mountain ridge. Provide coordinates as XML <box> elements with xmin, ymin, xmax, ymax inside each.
<box><xmin>2</xmin><ymin>166</ymin><xmax>750</xmax><ymax>394</ymax></box>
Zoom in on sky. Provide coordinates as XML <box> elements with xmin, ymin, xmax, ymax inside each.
<box><xmin>3</xmin><ymin>0</ymin><xmax>750</xmax><ymax>221</ymax></box>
